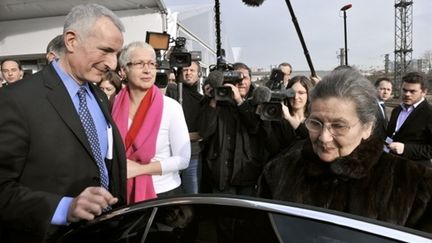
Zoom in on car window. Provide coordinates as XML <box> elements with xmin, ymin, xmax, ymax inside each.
<box><xmin>59</xmin><ymin>200</ymin><xmax>424</xmax><ymax>243</ymax></box>
<box><xmin>270</xmin><ymin>213</ymin><xmax>404</xmax><ymax>243</ymax></box>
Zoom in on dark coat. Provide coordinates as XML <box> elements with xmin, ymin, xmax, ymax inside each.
<box><xmin>166</xmin><ymin>83</ymin><xmax>203</xmax><ymax>159</ymax></box>
<box><xmin>236</xmin><ymin>99</ymin><xmax>308</xmax><ymax>161</ymax></box>
<box><xmin>198</xmin><ymin>86</ymin><xmax>266</xmax><ymax>192</ymax></box>
<box><xmin>199</xmin><ymin>101</ymin><xmax>264</xmax><ymax>191</ymax></box>
<box><xmin>0</xmin><ymin>65</ymin><xmax>127</xmax><ymax>242</ymax></box>
<box><xmin>258</xmin><ymin>135</ymin><xmax>432</xmax><ymax>232</ymax></box>
<box><xmin>386</xmin><ymin>99</ymin><xmax>432</xmax><ymax>165</ymax></box>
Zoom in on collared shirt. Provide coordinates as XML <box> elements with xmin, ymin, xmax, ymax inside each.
<box><xmin>378</xmin><ymin>100</ymin><xmax>386</xmax><ymax>120</ymax></box>
<box><xmin>51</xmin><ymin>60</ymin><xmax>109</xmax><ymax>225</ymax></box>
<box><xmin>394</xmin><ymin>97</ymin><xmax>424</xmax><ymax>133</ymax></box>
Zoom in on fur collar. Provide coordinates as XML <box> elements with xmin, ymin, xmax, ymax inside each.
<box><xmin>302</xmin><ymin>135</ymin><xmax>384</xmax><ymax>179</ymax></box>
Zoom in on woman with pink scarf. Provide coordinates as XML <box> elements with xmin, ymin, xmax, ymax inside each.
<box><xmin>112</xmin><ymin>41</ymin><xmax>190</xmax><ymax>204</ymax></box>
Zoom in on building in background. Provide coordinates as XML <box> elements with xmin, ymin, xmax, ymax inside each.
<box><xmin>0</xmin><ymin>0</ymin><xmax>225</xmax><ymax>77</ymax></box>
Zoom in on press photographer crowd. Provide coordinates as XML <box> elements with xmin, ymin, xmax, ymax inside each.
<box><xmin>1</xmin><ymin>2</ymin><xmax>432</xmax><ymax>242</ymax></box>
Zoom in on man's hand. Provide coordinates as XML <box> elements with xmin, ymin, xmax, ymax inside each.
<box><xmin>67</xmin><ymin>187</ymin><xmax>118</xmax><ymax>222</ymax></box>
<box><xmin>310</xmin><ymin>75</ymin><xmax>321</xmax><ymax>85</ymax></box>
<box><xmin>224</xmin><ymin>83</ymin><xmax>242</xmax><ymax>104</ymax></box>
<box><xmin>203</xmin><ymin>84</ymin><xmax>213</xmax><ymax>98</ymax></box>
<box><xmin>388</xmin><ymin>142</ymin><xmax>405</xmax><ymax>155</ymax></box>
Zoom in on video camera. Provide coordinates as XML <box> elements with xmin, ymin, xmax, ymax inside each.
<box><xmin>265</xmin><ymin>68</ymin><xmax>285</xmax><ymax>90</ymax></box>
<box><xmin>169</xmin><ymin>37</ymin><xmax>191</xmax><ymax>68</ymax></box>
<box><xmin>169</xmin><ymin>37</ymin><xmax>202</xmax><ymax>69</ymax></box>
<box><xmin>208</xmin><ymin>52</ymin><xmax>244</xmax><ymax>102</ymax></box>
<box><xmin>215</xmin><ymin>71</ymin><xmax>244</xmax><ymax>102</ymax></box>
<box><xmin>145</xmin><ymin>32</ymin><xmax>201</xmax><ymax>88</ymax></box>
<box><xmin>260</xmin><ymin>88</ymin><xmax>295</xmax><ymax>121</ymax></box>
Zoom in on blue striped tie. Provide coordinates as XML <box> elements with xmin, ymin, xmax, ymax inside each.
<box><xmin>77</xmin><ymin>87</ymin><xmax>109</xmax><ymax>190</ymax></box>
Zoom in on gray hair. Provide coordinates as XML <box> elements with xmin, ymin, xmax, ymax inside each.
<box><xmin>309</xmin><ymin>68</ymin><xmax>378</xmax><ymax>128</ymax></box>
<box><xmin>64</xmin><ymin>3</ymin><xmax>124</xmax><ymax>38</ymax></box>
<box><xmin>118</xmin><ymin>42</ymin><xmax>156</xmax><ymax>69</ymax></box>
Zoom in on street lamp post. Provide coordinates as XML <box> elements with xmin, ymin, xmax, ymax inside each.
<box><xmin>340</xmin><ymin>4</ymin><xmax>352</xmax><ymax>66</ymax></box>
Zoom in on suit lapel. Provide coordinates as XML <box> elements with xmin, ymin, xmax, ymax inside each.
<box><xmin>387</xmin><ymin>106</ymin><xmax>401</xmax><ymax>136</ymax></box>
<box><xmin>43</xmin><ymin>66</ymin><xmax>94</xmax><ymax>157</ymax></box>
<box><xmin>396</xmin><ymin>100</ymin><xmax>427</xmax><ymax>135</ymax></box>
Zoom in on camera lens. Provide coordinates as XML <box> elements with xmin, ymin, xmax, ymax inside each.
<box><xmin>265</xmin><ymin>106</ymin><xmax>278</xmax><ymax>116</ymax></box>
<box><xmin>217</xmin><ymin>87</ymin><xmax>229</xmax><ymax>97</ymax></box>
<box><xmin>169</xmin><ymin>53</ymin><xmax>192</xmax><ymax>68</ymax></box>
<box><xmin>261</xmin><ymin>103</ymin><xmax>283</xmax><ymax>121</ymax></box>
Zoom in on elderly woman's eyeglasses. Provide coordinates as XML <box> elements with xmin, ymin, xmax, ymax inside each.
<box><xmin>126</xmin><ymin>60</ymin><xmax>158</xmax><ymax>70</ymax></box>
<box><xmin>305</xmin><ymin>118</ymin><xmax>360</xmax><ymax>136</ymax></box>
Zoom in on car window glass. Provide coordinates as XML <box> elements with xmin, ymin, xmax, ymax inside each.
<box><xmin>270</xmin><ymin>213</ymin><xmax>404</xmax><ymax>243</ymax></box>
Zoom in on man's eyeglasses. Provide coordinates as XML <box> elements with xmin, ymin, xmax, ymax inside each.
<box><xmin>126</xmin><ymin>60</ymin><xmax>158</xmax><ymax>70</ymax></box>
<box><xmin>304</xmin><ymin>118</ymin><xmax>360</xmax><ymax>136</ymax></box>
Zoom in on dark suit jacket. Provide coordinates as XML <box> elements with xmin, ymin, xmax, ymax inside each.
<box><xmin>376</xmin><ymin>102</ymin><xmax>394</xmax><ymax>138</ymax></box>
<box><xmin>0</xmin><ymin>64</ymin><xmax>126</xmax><ymax>242</ymax></box>
<box><xmin>384</xmin><ymin>105</ymin><xmax>393</xmax><ymax>123</ymax></box>
<box><xmin>386</xmin><ymin>99</ymin><xmax>432</xmax><ymax>165</ymax></box>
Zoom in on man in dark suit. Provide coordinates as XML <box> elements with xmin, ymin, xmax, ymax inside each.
<box><xmin>0</xmin><ymin>4</ymin><xmax>126</xmax><ymax>242</ymax></box>
<box><xmin>374</xmin><ymin>77</ymin><xmax>393</xmax><ymax>139</ymax></box>
<box><xmin>375</xmin><ymin>77</ymin><xmax>393</xmax><ymax>124</ymax></box>
<box><xmin>386</xmin><ymin>72</ymin><xmax>432</xmax><ymax>166</ymax></box>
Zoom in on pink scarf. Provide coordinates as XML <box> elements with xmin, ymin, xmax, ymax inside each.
<box><xmin>112</xmin><ymin>85</ymin><xmax>163</xmax><ymax>204</ymax></box>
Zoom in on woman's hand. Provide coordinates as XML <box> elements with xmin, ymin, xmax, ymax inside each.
<box><xmin>127</xmin><ymin>159</ymin><xmax>146</xmax><ymax>179</ymax></box>
<box><xmin>282</xmin><ymin>103</ymin><xmax>302</xmax><ymax>129</ymax></box>
<box><xmin>127</xmin><ymin>159</ymin><xmax>162</xmax><ymax>179</ymax></box>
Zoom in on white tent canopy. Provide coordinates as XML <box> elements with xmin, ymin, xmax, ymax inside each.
<box><xmin>0</xmin><ymin>0</ymin><xmax>224</xmax><ymax>74</ymax></box>
<box><xmin>0</xmin><ymin>0</ymin><xmax>167</xmax><ymax>60</ymax></box>
<box><xmin>168</xmin><ymin>3</ymin><xmax>234</xmax><ymax>67</ymax></box>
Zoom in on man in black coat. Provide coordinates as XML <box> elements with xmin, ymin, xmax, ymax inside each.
<box><xmin>386</xmin><ymin>72</ymin><xmax>432</xmax><ymax>166</ymax></box>
<box><xmin>0</xmin><ymin>4</ymin><xmax>126</xmax><ymax>242</ymax></box>
<box><xmin>199</xmin><ymin>63</ymin><xmax>265</xmax><ymax>196</ymax></box>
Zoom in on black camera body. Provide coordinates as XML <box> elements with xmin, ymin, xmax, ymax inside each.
<box><xmin>169</xmin><ymin>37</ymin><xmax>192</xmax><ymax>68</ymax></box>
<box><xmin>215</xmin><ymin>70</ymin><xmax>244</xmax><ymax>102</ymax></box>
<box><xmin>222</xmin><ymin>70</ymin><xmax>243</xmax><ymax>85</ymax></box>
<box><xmin>155</xmin><ymin>37</ymin><xmax>201</xmax><ymax>88</ymax></box>
<box><xmin>154</xmin><ymin>59</ymin><xmax>171</xmax><ymax>88</ymax></box>
<box><xmin>168</xmin><ymin>37</ymin><xmax>202</xmax><ymax>68</ymax></box>
<box><xmin>265</xmin><ymin>68</ymin><xmax>285</xmax><ymax>90</ymax></box>
<box><xmin>146</xmin><ymin>32</ymin><xmax>201</xmax><ymax>88</ymax></box>
<box><xmin>260</xmin><ymin>88</ymin><xmax>295</xmax><ymax>121</ymax></box>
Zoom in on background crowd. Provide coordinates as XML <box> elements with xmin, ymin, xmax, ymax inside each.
<box><xmin>1</xmin><ymin>3</ymin><xmax>432</xmax><ymax>242</ymax></box>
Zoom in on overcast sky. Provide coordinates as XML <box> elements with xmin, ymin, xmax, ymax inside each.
<box><xmin>165</xmin><ymin>0</ymin><xmax>432</xmax><ymax>71</ymax></box>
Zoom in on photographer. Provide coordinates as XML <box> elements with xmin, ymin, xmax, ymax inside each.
<box><xmin>249</xmin><ymin>76</ymin><xmax>313</xmax><ymax>160</ymax></box>
<box><xmin>265</xmin><ymin>62</ymin><xmax>292</xmax><ymax>90</ymax></box>
<box><xmin>282</xmin><ymin>75</ymin><xmax>313</xmax><ymax>138</ymax></box>
<box><xmin>199</xmin><ymin>62</ymin><xmax>267</xmax><ymax>243</ymax></box>
<box><xmin>198</xmin><ymin>62</ymin><xmax>265</xmax><ymax>197</ymax></box>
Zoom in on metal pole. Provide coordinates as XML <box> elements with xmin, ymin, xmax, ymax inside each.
<box><xmin>343</xmin><ymin>10</ymin><xmax>348</xmax><ymax>65</ymax></box>
<box><xmin>284</xmin><ymin>0</ymin><xmax>316</xmax><ymax>77</ymax></box>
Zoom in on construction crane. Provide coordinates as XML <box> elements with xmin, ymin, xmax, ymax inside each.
<box><xmin>394</xmin><ymin>0</ymin><xmax>413</xmax><ymax>94</ymax></box>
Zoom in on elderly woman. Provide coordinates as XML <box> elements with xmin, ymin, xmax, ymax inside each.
<box><xmin>112</xmin><ymin>41</ymin><xmax>190</xmax><ymax>204</ymax></box>
<box><xmin>258</xmin><ymin>68</ymin><xmax>432</xmax><ymax>232</ymax></box>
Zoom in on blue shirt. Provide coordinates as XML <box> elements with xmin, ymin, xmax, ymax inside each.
<box><xmin>394</xmin><ymin>97</ymin><xmax>425</xmax><ymax>135</ymax></box>
<box><xmin>51</xmin><ymin>60</ymin><xmax>110</xmax><ymax>225</ymax></box>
